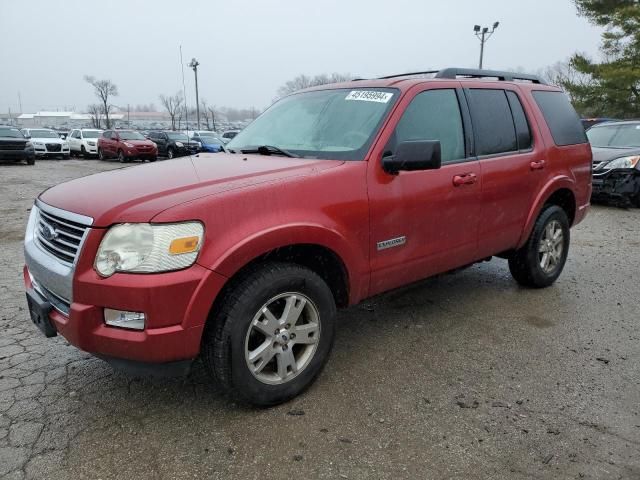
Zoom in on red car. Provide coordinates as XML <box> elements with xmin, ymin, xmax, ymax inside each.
<box><xmin>24</xmin><ymin>68</ymin><xmax>591</xmax><ymax>405</ymax></box>
<box><xmin>97</xmin><ymin>129</ymin><xmax>157</xmax><ymax>163</ymax></box>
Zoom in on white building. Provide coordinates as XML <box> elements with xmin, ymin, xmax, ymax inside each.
<box><xmin>16</xmin><ymin>111</ymin><xmax>125</xmax><ymax>129</ymax></box>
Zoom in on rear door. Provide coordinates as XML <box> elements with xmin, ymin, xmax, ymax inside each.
<box><xmin>367</xmin><ymin>83</ymin><xmax>482</xmax><ymax>296</ymax></box>
<box><xmin>464</xmin><ymin>86</ymin><xmax>546</xmax><ymax>258</ymax></box>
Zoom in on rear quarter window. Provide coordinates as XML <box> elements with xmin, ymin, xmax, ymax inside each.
<box><xmin>532</xmin><ymin>91</ymin><xmax>587</xmax><ymax>146</ymax></box>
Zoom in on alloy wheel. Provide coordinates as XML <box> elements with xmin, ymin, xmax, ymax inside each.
<box><xmin>538</xmin><ymin>220</ymin><xmax>564</xmax><ymax>274</ymax></box>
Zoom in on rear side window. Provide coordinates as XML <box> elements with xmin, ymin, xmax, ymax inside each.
<box><xmin>392</xmin><ymin>89</ymin><xmax>465</xmax><ymax>163</ymax></box>
<box><xmin>506</xmin><ymin>91</ymin><xmax>532</xmax><ymax>150</ymax></box>
<box><xmin>532</xmin><ymin>91</ymin><xmax>587</xmax><ymax>146</ymax></box>
<box><xmin>466</xmin><ymin>89</ymin><xmax>517</xmax><ymax>155</ymax></box>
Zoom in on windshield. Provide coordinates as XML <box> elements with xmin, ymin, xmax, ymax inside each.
<box><xmin>0</xmin><ymin>128</ymin><xmax>24</xmax><ymax>138</ymax></box>
<box><xmin>226</xmin><ymin>88</ymin><xmax>398</xmax><ymax>160</ymax></box>
<box><xmin>587</xmin><ymin>123</ymin><xmax>640</xmax><ymax>148</ymax></box>
<box><xmin>167</xmin><ymin>133</ymin><xmax>190</xmax><ymax>142</ymax></box>
<box><xmin>29</xmin><ymin>129</ymin><xmax>59</xmax><ymax>139</ymax></box>
<box><xmin>83</xmin><ymin>130</ymin><xmax>101</xmax><ymax>138</ymax></box>
<box><xmin>118</xmin><ymin>131</ymin><xmax>146</xmax><ymax>140</ymax></box>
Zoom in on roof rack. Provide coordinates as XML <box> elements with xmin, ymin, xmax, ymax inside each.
<box><xmin>378</xmin><ymin>68</ymin><xmax>547</xmax><ymax>85</ymax></box>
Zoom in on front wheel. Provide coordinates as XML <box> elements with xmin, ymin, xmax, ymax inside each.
<box><xmin>508</xmin><ymin>205</ymin><xmax>570</xmax><ymax>288</ymax></box>
<box><xmin>117</xmin><ymin>150</ymin><xmax>125</xmax><ymax>163</ymax></box>
<box><xmin>167</xmin><ymin>147</ymin><xmax>174</xmax><ymax>159</ymax></box>
<box><xmin>98</xmin><ymin>148</ymin><xmax>104</xmax><ymax>161</ymax></box>
<box><xmin>26</xmin><ymin>156</ymin><xmax>35</xmax><ymax>166</ymax></box>
<box><xmin>202</xmin><ymin>262</ymin><xmax>336</xmax><ymax>406</ymax></box>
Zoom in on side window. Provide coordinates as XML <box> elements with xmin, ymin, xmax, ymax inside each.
<box><xmin>103</xmin><ymin>131</ymin><xmax>111</xmax><ymax>139</ymax></box>
<box><xmin>75</xmin><ymin>130</ymin><xmax>81</xmax><ymax>138</ymax></box>
<box><xmin>506</xmin><ymin>91</ymin><xmax>532</xmax><ymax>150</ymax></box>
<box><xmin>391</xmin><ymin>89</ymin><xmax>465</xmax><ymax>163</ymax></box>
<box><xmin>532</xmin><ymin>90</ymin><xmax>587</xmax><ymax>146</ymax></box>
<box><xmin>467</xmin><ymin>89</ymin><xmax>517</xmax><ymax>155</ymax></box>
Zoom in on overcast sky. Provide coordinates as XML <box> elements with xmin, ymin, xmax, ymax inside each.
<box><xmin>0</xmin><ymin>0</ymin><xmax>603</xmax><ymax>114</ymax></box>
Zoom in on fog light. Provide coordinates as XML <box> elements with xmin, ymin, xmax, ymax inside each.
<box><xmin>104</xmin><ymin>309</ymin><xmax>145</xmax><ymax>330</ymax></box>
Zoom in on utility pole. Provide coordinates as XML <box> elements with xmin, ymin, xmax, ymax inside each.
<box><xmin>188</xmin><ymin>58</ymin><xmax>200</xmax><ymax>130</ymax></box>
<box><xmin>474</xmin><ymin>22</ymin><xmax>500</xmax><ymax>69</ymax></box>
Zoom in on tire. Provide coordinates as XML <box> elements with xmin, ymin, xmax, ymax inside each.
<box><xmin>508</xmin><ymin>205</ymin><xmax>570</xmax><ymax>288</ymax></box>
<box><xmin>167</xmin><ymin>147</ymin><xmax>174</xmax><ymax>159</ymax></box>
<box><xmin>63</xmin><ymin>154</ymin><xmax>70</xmax><ymax>160</ymax></box>
<box><xmin>98</xmin><ymin>148</ymin><xmax>104</xmax><ymax>161</ymax></box>
<box><xmin>202</xmin><ymin>262</ymin><xmax>337</xmax><ymax>406</ymax></box>
<box><xmin>148</xmin><ymin>156</ymin><xmax>157</xmax><ymax>162</ymax></box>
<box><xmin>117</xmin><ymin>150</ymin><xmax>125</xmax><ymax>163</ymax></box>
<box><xmin>26</xmin><ymin>157</ymin><xmax>35</xmax><ymax>166</ymax></box>
<box><xmin>80</xmin><ymin>146</ymin><xmax>86</xmax><ymax>158</ymax></box>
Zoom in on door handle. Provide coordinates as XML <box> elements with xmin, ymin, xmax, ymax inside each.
<box><xmin>452</xmin><ymin>173</ymin><xmax>477</xmax><ymax>186</ymax></box>
<box><xmin>530</xmin><ymin>160</ymin><xmax>546</xmax><ymax>171</ymax></box>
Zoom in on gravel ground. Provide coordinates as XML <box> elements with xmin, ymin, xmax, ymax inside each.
<box><xmin>1</xmin><ymin>158</ymin><xmax>639</xmax><ymax>479</ymax></box>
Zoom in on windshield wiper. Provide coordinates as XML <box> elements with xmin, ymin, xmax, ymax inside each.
<box><xmin>236</xmin><ymin>145</ymin><xmax>296</xmax><ymax>158</ymax></box>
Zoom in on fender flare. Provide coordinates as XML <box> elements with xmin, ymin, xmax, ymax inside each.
<box><xmin>203</xmin><ymin>223</ymin><xmax>369</xmax><ymax>304</ymax></box>
<box><xmin>517</xmin><ymin>175</ymin><xmax>576</xmax><ymax>249</ymax></box>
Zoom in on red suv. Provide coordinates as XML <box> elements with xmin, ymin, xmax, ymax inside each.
<box><xmin>24</xmin><ymin>68</ymin><xmax>591</xmax><ymax>405</ymax></box>
<box><xmin>97</xmin><ymin>129</ymin><xmax>157</xmax><ymax>163</ymax></box>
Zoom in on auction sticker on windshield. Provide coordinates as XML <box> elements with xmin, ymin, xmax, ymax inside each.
<box><xmin>345</xmin><ymin>90</ymin><xmax>394</xmax><ymax>103</ymax></box>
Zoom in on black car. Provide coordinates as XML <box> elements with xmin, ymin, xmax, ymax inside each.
<box><xmin>587</xmin><ymin>120</ymin><xmax>640</xmax><ymax>206</ymax></box>
<box><xmin>0</xmin><ymin>126</ymin><xmax>36</xmax><ymax>165</ymax></box>
<box><xmin>147</xmin><ymin>131</ymin><xmax>200</xmax><ymax>159</ymax></box>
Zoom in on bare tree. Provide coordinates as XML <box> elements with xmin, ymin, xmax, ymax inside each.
<box><xmin>159</xmin><ymin>93</ymin><xmax>184</xmax><ymax>130</ymax></box>
<box><xmin>200</xmin><ymin>100</ymin><xmax>211</xmax><ymax>130</ymax></box>
<box><xmin>84</xmin><ymin>75</ymin><xmax>118</xmax><ymax>128</ymax></box>
<box><xmin>275</xmin><ymin>73</ymin><xmax>353</xmax><ymax>99</ymax></box>
<box><xmin>87</xmin><ymin>104</ymin><xmax>102</xmax><ymax>129</ymax></box>
<box><xmin>207</xmin><ymin>105</ymin><xmax>217</xmax><ymax>131</ymax></box>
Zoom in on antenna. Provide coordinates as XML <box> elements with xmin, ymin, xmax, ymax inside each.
<box><xmin>180</xmin><ymin>45</ymin><xmax>189</xmax><ymax>132</ymax></box>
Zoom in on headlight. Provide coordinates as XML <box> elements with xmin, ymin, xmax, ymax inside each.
<box><xmin>95</xmin><ymin>222</ymin><xmax>204</xmax><ymax>277</ymax></box>
<box><xmin>87</xmin><ymin>141</ymin><xmax>96</xmax><ymax>146</ymax></box>
<box><xmin>25</xmin><ymin>141</ymin><xmax>33</xmax><ymax>148</ymax></box>
<box><xmin>123</xmin><ymin>142</ymin><xmax>134</xmax><ymax>148</ymax></box>
<box><xmin>33</xmin><ymin>141</ymin><xmax>44</xmax><ymax>146</ymax></box>
<box><xmin>175</xmin><ymin>142</ymin><xmax>184</xmax><ymax>147</ymax></box>
<box><xmin>63</xmin><ymin>142</ymin><xmax>69</xmax><ymax>148</ymax></box>
<box><xmin>605</xmin><ymin>155</ymin><xmax>640</xmax><ymax>170</ymax></box>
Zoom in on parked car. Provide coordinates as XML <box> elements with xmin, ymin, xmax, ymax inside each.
<box><xmin>147</xmin><ymin>131</ymin><xmax>199</xmax><ymax>158</ymax></box>
<box><xmin>189</xmin><ymin>131</ymin><xmax>225</xmax><ymax>152</ymax></box>
<box><xmin>220</xmin><ymin>130</ymin><xmax>240</xmax><ymax>143</ymax></box>
<box><xmin>581</xmin><ymin>117</ymin><xmax>617</xmax><ymax>130</ymax></box>
<box><xmin>97</xmin><ymin>130</ymin><xmax>157</xmax><ymax>162</ymax></box>
<box><xmin>588</xmin><ymin>120</ymin><xmax>640</xmax><ymax>206</ymax></box>
<box><xmin>68</xmin><ymin>129</ymin><xmax>103</xmax><ymax>157</ymax></box>
<box><xmin>0</xmin><ymin>126</ymin><xmax>35</xmax><ymax>165</ymax></box>
<box><xmin>21</xmin><ymin>128</ymin><xmax>70</xmax><ymax>159</ymax></box>
<box><xmin>23</xmin><ymin>68</ymin><xmax>591</xmax><ymax>406</ymax></box>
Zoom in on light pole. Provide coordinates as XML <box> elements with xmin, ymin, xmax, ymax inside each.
<box><xmin>188</xmin><ymin>58</ymin><xmax>200</xmax><ymax>130</ymax></box>
<box><xmin>474</xmin><ymin>22</ymin><xmax>499</xmax><ymax>69</ymax></box>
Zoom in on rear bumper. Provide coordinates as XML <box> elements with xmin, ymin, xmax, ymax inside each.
<box><xmin>592</xmin><ymin>169</ymin><xmax>640</xmax><ymax>201</ymax></box>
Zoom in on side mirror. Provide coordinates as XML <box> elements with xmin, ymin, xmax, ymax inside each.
<box><xmin>382</xmin><ymin>140</ymin><xmax>442</xmax><ymax>175</ymax></box>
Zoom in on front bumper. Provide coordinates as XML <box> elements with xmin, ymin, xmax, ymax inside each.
<box><xmin>23</xmin><ymin>205</ymin><xmax>227</xmax><ymax>364</ymax></box>
<box><xmin>592</xmin><ymin>168</ymin><xmax>640</xmax><ymax>202</ymax></box>
<box><xmin>0</xmin><ymin>149</ymin><xmax>35</xmax><ymax>160</ymax></box>
<box><xmin>124</xmin><ymin>148</ymin><xmax>157</xmax><ymax>159</ymax></box>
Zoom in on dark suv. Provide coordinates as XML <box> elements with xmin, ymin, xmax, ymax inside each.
<box><xmin>23</xmin><ymin>68</ymin><xmax>591</xmax><ymax>406</ymax></box>
<box><xmin>147</xmin><ymin>131</ymin><xmax>200</xmax><ymax>159</ymax></box>
<box><xmin>0</xmin><ymin>126</ymin><xmax>35</xmax><ymax>165</ymax></box>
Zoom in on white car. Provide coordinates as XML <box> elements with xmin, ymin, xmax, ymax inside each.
<box><xmin>67</xmin><ymin>128</ymin><xmax>103</xmax><ymax>157</ymax></box>
<box><xmin>21</xmin><ymin>128</ymin><xmax>70</xmax><ymax>159</ymax></box>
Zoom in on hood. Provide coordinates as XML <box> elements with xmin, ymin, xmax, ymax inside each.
<box><xmin>39</xmin><ymin>153</ymin><xmax>343</xmax><ymax>227</ymax></box>
<box><xmin>591</xmin><ymin>146</ymin><xmax>640</xmax><ymax>163</ymax></box>
<box><xmin>31</xmin><ymin>136</ymin><xmax>64</xmax><ymax>144</ymax></box>
<box><xmin>122</xmin><ymin>139</ymin><xmax>154</xmax><ymax>146</ymax></box>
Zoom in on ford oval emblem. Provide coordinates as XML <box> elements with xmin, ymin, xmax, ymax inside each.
<box><xmin>41</xmin><ymin>224</ymin><xmax>58</xmax><ymax>241</ymax></box>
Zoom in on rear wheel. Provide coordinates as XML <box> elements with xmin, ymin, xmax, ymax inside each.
<box><xmin>508</xmin><ymin>205</ymin><xmax>570</xmax><ymax>288</ymax></box>
<box><xmin>202</xmin><ymin>262</ymin><xmax>336</xmax><ymax>406</ymax></box>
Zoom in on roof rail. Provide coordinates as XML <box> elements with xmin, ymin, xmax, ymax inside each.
<box><xmin>377</xmin><ymin>68</ymin><xmax>546</xmax><ymax>84</ymax></box>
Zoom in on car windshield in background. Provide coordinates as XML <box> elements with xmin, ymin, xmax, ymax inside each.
<box><xmin>199</xmin><ymin>134</ymin><xmax>223</xmax><ymax>143</ymax></box>
<box><xmin>587</xmin><ymin>123</ymin><xmax>640</xmax><ymax>148</ymax></box>
<box><xmin>118</xmin><ymin>131</ymin><xmax>146</xmax><ymax>140</ymax></box>
<box><xmin>0</xmin><ymin>128</ymin><xmax>24</xmax><ymax>138</ymax></box>
<box><xmin>226</xmin><ymin>88</ymin><xmax>398</xmax><ymax>160</ymax></box>
<box><xmin>83</xmin><ymin>131</ymin><xmax>101</xmax><ymax>138</ymax></box>
<box><xmin>167</xmin><ymin>133</ymin><xmax>190</xmax><ymax>142</ymax></box>
<box><xmin>30</xmin><ymin>130</ymin><xmax>59</xmax><ymax>138</ymax></box>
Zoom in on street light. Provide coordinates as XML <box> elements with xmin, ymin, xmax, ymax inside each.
<box><xmin>188</xmin><ymin>57</ymin><xmax>200</xmax><ymax>130</ymax></box>
<box><xmin>474</xmin><ymin>21</ymin><xmax>499</xmax><ymax>69</ymax></box>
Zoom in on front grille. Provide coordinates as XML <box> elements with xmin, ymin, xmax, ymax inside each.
<box><xmin>32</xmin><ymin>277</ymin><xmax>70</xmax><ymax>316</ymax></box>
<box><xmin>35</xmin><ymin>209</ymin><xmax>89</xmax><ymax>265</ymax></box>
<box><xmin>46</xmin><ymin>143</ymin><xmax>62</xmax><ymax>152</ymax></box>
<box><xmin>0</xmin><ymin>142</ymin><xmax>25</xmax><ymax>150</ymax></box>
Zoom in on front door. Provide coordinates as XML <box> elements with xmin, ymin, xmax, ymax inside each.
<box><xmin>367</xmin><ymin>85</ymin><xmax>482</xmax><ymax>296</ymax></box>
